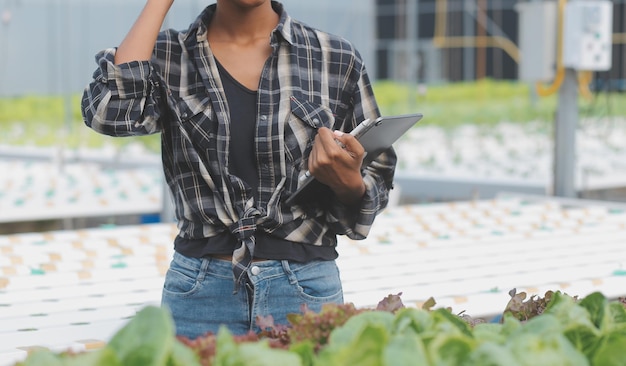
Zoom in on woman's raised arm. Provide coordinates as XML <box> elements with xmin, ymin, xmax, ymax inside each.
<box><xmin>115</xmin><ymin>0</ymin><xmax>174</xmax><ymax>64</ymax></box>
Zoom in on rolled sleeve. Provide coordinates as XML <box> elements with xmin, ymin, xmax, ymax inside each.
<box><xmin>96</xmin><ymin>49</ymin><xmax>153</xmax><ymax>100</ymax></box>
<box><xmin>82</xmin><ymin>48</ymin><xmax>163</xmax><ymax>137</ymax></box>
<box><xmin>327</xmin><ymin>147</ymin><xmax>397</xmax><ymax>239</ymax></box>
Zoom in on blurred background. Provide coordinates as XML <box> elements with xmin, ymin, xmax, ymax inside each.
<box><xmin>2</xmin><ymin>0</ymin><xmax>626</xmax><ymax>235</ymax></box>
<box><xmin>2</xmin><ymin>2</ymin><xmax>626</xmax><ymax>363</ymax></box>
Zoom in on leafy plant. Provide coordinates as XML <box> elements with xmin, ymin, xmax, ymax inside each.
<box><xmin>15</xmin><ymin>306</ymin><xmax>201</xmax><ymax>366</ymax></box>
<box><xmin>14</xmin><ymin>290</ymin><xmax>626</xmax><ymax>366</ymax></box>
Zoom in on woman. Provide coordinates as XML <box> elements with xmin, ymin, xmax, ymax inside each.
<box><xmin>81</xmin><ymin>0</ymin><xmax>396</xmax><ymax>339</ymax></box>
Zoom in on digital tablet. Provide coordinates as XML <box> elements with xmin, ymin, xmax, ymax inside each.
<box><xmin>285</xmin><ymin>113</ymin><xmax>423</xmax><ymax>206</ymax></box>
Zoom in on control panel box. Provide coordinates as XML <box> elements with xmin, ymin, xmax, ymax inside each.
<box><xmin>563</xmin><ymin>0</ymin><xmax>613</xmax><ymax>71</ymax></box>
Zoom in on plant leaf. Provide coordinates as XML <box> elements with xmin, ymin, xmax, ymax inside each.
<box><xmin>106</xmin><ymin>306</ymin><xmax>174</xmax><ymax>366</ymax></box>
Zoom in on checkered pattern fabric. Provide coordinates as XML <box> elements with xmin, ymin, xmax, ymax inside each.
<box><xmin>81</xmin><ymin>1</ymin><xmax>396</xmax><ymax>287</ymax></box>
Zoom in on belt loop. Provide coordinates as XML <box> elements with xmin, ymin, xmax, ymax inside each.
<box><xmin>197</xmin><ymin>257</ymin><xmax>211</xmax><ymax>283</ymax></box>
<box><xmin>281</xmin><ymin>260</ymin><xmax>297</xmax><ymax>285</ymax></box>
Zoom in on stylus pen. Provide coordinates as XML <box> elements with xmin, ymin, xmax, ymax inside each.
<box><xmin>299</xmin><ymin>119</ymin><xmax>371</xmax><ymax>181</ymax></box>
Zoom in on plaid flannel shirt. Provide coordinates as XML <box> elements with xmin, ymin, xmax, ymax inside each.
<box><xmin>81</xmin><ymin>1</ymin><xmax>396</xmax><ymax>288</ymax></box>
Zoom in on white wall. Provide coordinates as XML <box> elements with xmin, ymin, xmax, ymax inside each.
<box><xmin>0</xmin><ymin>0</ymin><xmax>375</xmax><ymax>97</ymax></box>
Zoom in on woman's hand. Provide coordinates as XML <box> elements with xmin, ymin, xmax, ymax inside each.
<box><xmin>307</xmin><ymin>127</ymin><xmax>366</xmax><ymax>205</ymax></box>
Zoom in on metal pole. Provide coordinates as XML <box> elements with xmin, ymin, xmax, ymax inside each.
<box><xmin>407</xmin><ymin>0</ymin><xmax>419</xmax><ymax>88</ymax></box>
<box><xmin>463</xmin><ymin>0</ymin><xmax>475</xmax><ymax>81</ymax></box>
<box><xmin>553</xmin><ymin>68</ymin><xmax>579</xmax><ymax>197</ymax></box>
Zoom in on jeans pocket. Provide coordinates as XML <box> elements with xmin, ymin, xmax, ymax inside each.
<box><xmin>291</xmin><ymin>261</ymin><xmax>343</xmax><ymax>304</ymax></box>
<box><xmin>162</xmin><ymin>253</ymin><xmax>203</xmax><ymax>297</ymax></box>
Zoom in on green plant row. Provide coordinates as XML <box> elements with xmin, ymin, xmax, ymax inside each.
<box><xmin>16</xmin><ymin>291</ymin><xmax>626</xmax><ymax>366</ymax></box>
<box><xmin>3</xmin><ymin>80</ymin><xmax>626</xmax><ymax>151</ymax></box>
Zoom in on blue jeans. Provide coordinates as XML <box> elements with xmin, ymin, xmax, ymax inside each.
<box><xmin>160</xmin><ymin>251</ymin><xmax>343</xmax><ymax>339</ymax></box>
